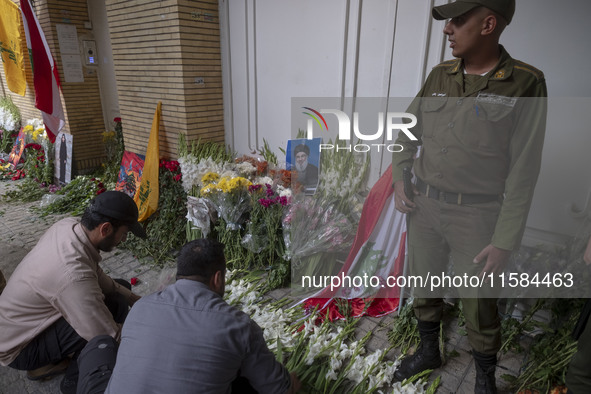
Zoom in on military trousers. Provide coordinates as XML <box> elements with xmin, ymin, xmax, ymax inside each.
<box><xmin>408</xmin><ymin>194</ymin><xmax>502</xmax><ymax>354</ymax></box>
<box><xmin>566</xmin><ymin>299</ymin><xmax>591</xmax><ymax>393</ymax></box>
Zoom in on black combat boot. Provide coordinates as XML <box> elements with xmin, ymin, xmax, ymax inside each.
<box><xmin>473</xmin><ymin>350</ymin><xmax>497</xmax><ymax>394</ymax></box>
<box><xmin>393</xmin><ymin>320</ymin><xmax>441</xmax><ymax>381</ymax></box>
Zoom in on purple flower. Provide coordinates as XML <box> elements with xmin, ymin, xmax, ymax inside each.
<box><xmin>249</xmin><ymin>184</ymin><xmax>263</xmax><ymax>193</ymax></box>
<box><xmin>258</xmin><ymin>198</ymin><xmax>273</xmax><ymax>208</ymax></box>
<box><xmin>265</xmin><ymin>184</ymin><xmax>274</xmax><ymax>197</ymax></box>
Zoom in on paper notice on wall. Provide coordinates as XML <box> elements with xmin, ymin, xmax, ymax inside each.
<box><xmin>56</xmin><ymin>24</ymin><xmax>79</xmax><ymax>54</ymax></box>
<box><xmin>61</xmin><ymin>54</ymin><xmax>84</xmax><ymax>83</ymax></box>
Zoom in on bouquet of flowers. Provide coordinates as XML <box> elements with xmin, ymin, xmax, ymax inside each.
<box><xmin>283</xmin><ymin>195</ymin><xmax>358</xmax><ymax>288</ymax></box>
<box><xmin>201</xmin><ymin>174</ymin><xmax>253</xmax><ymax>230</ymax></box>
<box><xmin>0</xmin><ymin>96</ymin><xmax>20</xmax><ymax>155</ymax></box>
<box><xmin>241</xmin><ymin>184</ymin><xmax>290</xmax><ymax>270</ymax></box>
<box><xmin>186</xmin><ymin>196</ymin><xmax>213</xmax><ymax>238</ymax></box>
<box><xmin>284</xmin><ymin>196</ymin><xmax>355</xmax><ymax>260</ymax></box>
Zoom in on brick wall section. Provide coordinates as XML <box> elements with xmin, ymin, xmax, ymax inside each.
<box><xmin>105</xmin><ymin>0</ymin><xmax>225</xmax><ymax>159</ymax></box>
<box><xmin>178</xmin><ymin>0</ymin><xmax>225</xmax><ymax>146</ymax></box>
<box><xmin>0</xmin><ymin>0</ymin><xmax>107</xmax><ymax>173</ymax></box>
<box><xmin>43</xmin><ymin>0</ymin><xmax>106</xmax><ymax>172</ymax></box>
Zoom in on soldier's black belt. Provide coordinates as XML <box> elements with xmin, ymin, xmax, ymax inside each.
<box><xmin>416</xmin><ymin>178</ymin><xmax>500</xmax><ymax>205</ymax></box>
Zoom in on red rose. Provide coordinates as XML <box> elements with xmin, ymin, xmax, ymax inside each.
<box><xmin>24</xmin><ymin>143</ymin><xmax>42</xmax><ymax>151</ymax></box>
<box><xmin>114</xmin><ymin>117</ymin><xmax>122</xmax><ymax>123</ymax></box>
<box><xmin>173</xmin><ymin>173</ymin><xmax>182</xmax><ymax>182</ymax></box>
<box><xmin>130</xmin><ymin>277</ymin><xmax>138</xmax><ymax>286</ymax></box>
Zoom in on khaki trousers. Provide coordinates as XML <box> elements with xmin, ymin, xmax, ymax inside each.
<box><xmin>408</xmin><ymin>194</ymin><xmax>502</xmax><ymax>354</ymax></box>
<box><xmin>566</xmin><ymin>300</ymin><xmax>591</xmax><ymax>393</ymax></box>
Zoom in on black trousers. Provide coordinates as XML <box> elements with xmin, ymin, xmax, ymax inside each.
<box><xmin>77</xmin><ymin>335</ymin><xmax>118</xmax><ymax>394</ymax></box>
<box><xmin>77</xmin><ymin>338</ymin><xmax>260</xmax><ymax>394</ymax></box>
<box><xmin>8</xmin><ymin>279</ymin><xmax>131</xmax><ymax>371</ymax></box>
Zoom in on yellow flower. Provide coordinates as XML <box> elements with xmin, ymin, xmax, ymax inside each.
<box><xmin>227</xmin><ymin>177</ymin><xmax>252</xmax><ymax>192</ymax></box>
<box><xmin>23</xmin><ymin>125</ymin><xmax>34</xmax><ymax>133</ymax></box>
<box><xmin>102</xmin><ymin>130</ymin><xmax>116</xmax><ymax>143</ymax></box>
<box><xmin>200</xmin><ymin>183</ymin><xmax>217</xmax><ymax>196</ymax></box>
<box><xmin>217</xmin><ymin>176</ymin><xmax>232</xmax><ymax>193</ymax></box>
<box><xmin>201</xmin><ymin>172</ymin><xmax>220</xmax><ymax>185</ymax></box>
<box><xmin>32</xmin><ymin>128</ymin><xmax>45</xmax><ymax>142</ymax></box>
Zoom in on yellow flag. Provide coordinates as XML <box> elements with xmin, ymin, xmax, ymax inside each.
<box><xmin>0</xmin><ymin>0</ymin><xmax>26</xmax><ymax>96</ymax></box>
<box><xmin>134</xmin><ymin>101</ymin><xmax>161</xmax><ymax>222</ymax></box>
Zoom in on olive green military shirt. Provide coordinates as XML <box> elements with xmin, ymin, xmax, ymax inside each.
<box><xmin>393</xmin><ymin>46</ymin><xmax>547</xmax><ymax>251</ymax></box>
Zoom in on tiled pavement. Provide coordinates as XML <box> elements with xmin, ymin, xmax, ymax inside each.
<box><xmin>0</xmin><ymin>180</ymin><xmax>527</xmax><ymax>393</ymax></box>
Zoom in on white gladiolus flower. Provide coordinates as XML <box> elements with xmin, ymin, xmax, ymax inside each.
<box><xmin>325</xmin><ymin>369</ymin><xmax>338</xmax><ymax>381</ymax></box>
<box><xmin>390</xmin><ymin>380</ymin><xmax>427</xmax><ymax>393</ymax></box>
<box><xmin>329</xmin><ymin>357</ymin><xmax>342</xmax><ymax>372</ymax></box>
<box><xmin>222</xmin><ymin>269</ymin><xmax>415</xmax><ymax>392</ymax></box>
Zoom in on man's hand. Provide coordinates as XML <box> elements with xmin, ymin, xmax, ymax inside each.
<box><xmin>473</xmin><ymin>244</ymin><xmax>511</xmax><ymax>277</ymax></box>
<box><xmin>286</xmin><ymin>372</ymin><xmax>301</xmax><ymax>393</ymax></box>
<box><xmin>584</xmin><ymin>235</ymin><xmax>591</xmax><ymax>265</ymax></box>
<box><xmin>394</xmin><ymin>180</ymin><xmax>418</xmax><ymax>214</ymax></box>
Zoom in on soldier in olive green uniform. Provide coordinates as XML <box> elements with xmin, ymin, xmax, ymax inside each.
<box><xmin>391</xmin><ymin>1</ymin><xmax>547</xmax><ymax>393</ymax></box>
<box><xmin>566</xmin><ymin>236</ymin><xmax>591</xmax><ymax>393</ymax></box>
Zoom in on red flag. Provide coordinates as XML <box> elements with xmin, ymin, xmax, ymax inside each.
<box><xmin>20</xmin><ymin>0</ymin><xmax>65</xmax><ymax>143</ymax></box>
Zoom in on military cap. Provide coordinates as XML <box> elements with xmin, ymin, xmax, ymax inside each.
<box><xmin>432</xmin><ymin>0</ymin><xmax>515</xmax><ymax>24</ymax></box>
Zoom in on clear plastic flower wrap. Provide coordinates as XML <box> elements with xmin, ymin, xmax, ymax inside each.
<box><xmin>186</xmin><ymin>196</ymin><xmax>216</xmax><ymax>238</ymax></box>
<box><xmin>283</xmin><ymin>195</ymin><xmax>356</xmax><ymax>264</ymax></box>
<box><xmin>202</xmin><ymin>176</ymin><xmax>253</xmax><ymax>230</ymax></box>
<box><xmin>241</xmin><ymin>184</ymin><xmax>289</xmax><ymax>259</ymax></box>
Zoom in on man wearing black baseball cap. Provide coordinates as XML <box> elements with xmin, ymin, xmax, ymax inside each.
<box><xmin>392</xmin><ymin>0</ymin><xmax>547</xmax><ymax>393</ymax></box>
<box><xmin>0</xmin><ymin>191</ymin><xmax>146</xmax><ymax>393</ymax></box>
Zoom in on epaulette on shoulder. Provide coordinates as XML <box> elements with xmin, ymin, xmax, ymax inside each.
<box><xmin>513</xmin><ymin>60</ymin><xmax>545</xmax><ymax>81</ymax></box>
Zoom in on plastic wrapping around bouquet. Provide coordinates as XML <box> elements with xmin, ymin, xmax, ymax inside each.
<box><xmin>283</xmin><ymin>197</ymin><xmax>356</xmax><ymax>260</ymax></box>
<box><xmin>284</xmin><ymin>196</ymin><xmax>357</xmax><ymax>286</ymax></box>
<box><xmin>241</xmin><ymin>233</ymin><xmax>265</xmax><ymax>254</ymax></box>
<box><xmin>39</xmin><ymin>193</ymin><xmax>65</xmax><ymax>209</ymax></box>
<box><xmin>186</xmin><ymin>196</ymin><xmax>217</xmax><ymax>238</ymax></box>
<box><xmin>205</xmin><ymin>188</ymin><xmax>252</xmax><ymax>230</ymax></box>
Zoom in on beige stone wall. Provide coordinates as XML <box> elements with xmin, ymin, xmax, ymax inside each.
<box><xmin>105</xmin><ymin>0</ymin><xmax>225</xmax><ymax>159</ymax></box>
